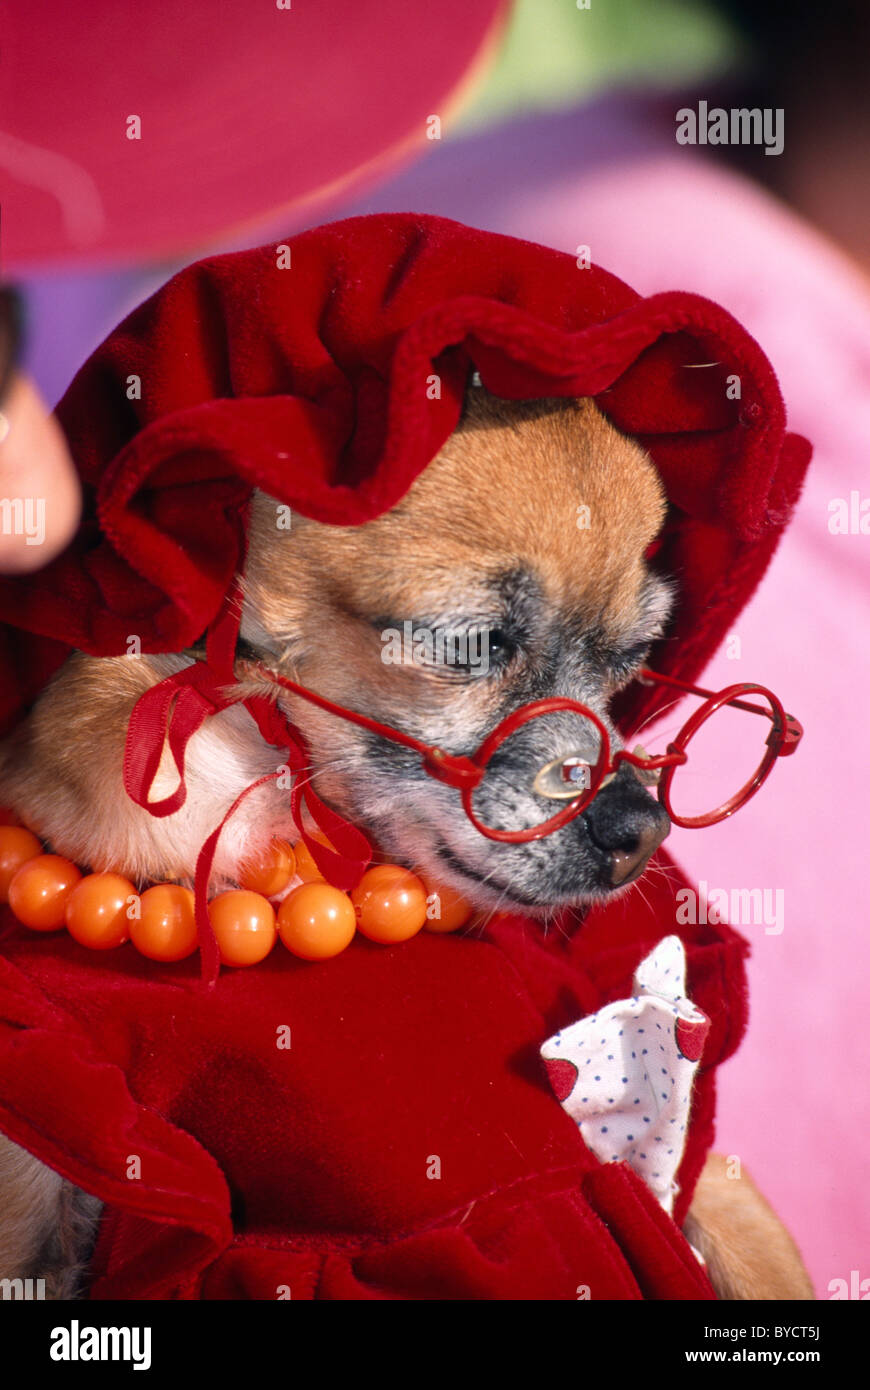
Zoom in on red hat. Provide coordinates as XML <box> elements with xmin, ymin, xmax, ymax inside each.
<box><xmin>0</xmin><ymin>0</ymin><xmax>507</xmax><ymax>268</ymax></box>
<box><xmin>0</xmin><ymin>212</ymin><xmax>810</xmax><ymax>741</ymax></box>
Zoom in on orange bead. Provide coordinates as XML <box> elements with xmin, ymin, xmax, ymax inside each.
<box><xmin>130</xmin><ymin>884</ymin><xmax>198</xmax><ymax>962</ymax></box>
<box><xmin>8</xmin><ymin>854</ymin><xmax>82</xmax><ymax>931</ymax></box>
<box><xmin>277</xmin><ymin>883</ymin><xmax>356</xmax><ymax>961</ymax></box>
<box><xmin>421</xmin><ymin>879</ymin><xmax>475</xmax><ymax>933</ymax></box>
<box><xmin>65</xmin><ymin>872</ymin><xmax>135</xmax><ymax>950</ymax></box>
<box><xmin>209</xmin><ymin>889</ymin><xmax>276</xmax><ymax>967</ymax></box>
<box><xmin>0</xmin><ymin>825</ymin><xmax>43</xmax><ymax>900</ymax></box>
<box><xmin>350</xmin><ymin>865</ymin><xmax>427</xmax><ymax>944</ymax></box>
<box><xmin>292</xmin><ymin>834</ymin><xmax>334</xmax><ymax>884</ymax></box>
<box><xmin>238</xmin><ymin>839</ymin><xmax>296</xmax><ymax>897</ymax></box>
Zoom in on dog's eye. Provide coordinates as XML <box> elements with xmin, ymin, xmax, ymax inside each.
<box><xmin>378</xmin><ymin>622</ymin><xmax>517</xmax><ymax>678</ymax></box>
<box><xmin>486</xmin><ymin>628</ymin><xmax>510</xmax><ymax>658</ymax></box>
<box><xmin>606</xmin><ymin>642</ymin><xmax>650</xmax><ymax>680</ymax></box>
<box><xmin>447</xmin><ymin>626</ymin><xmax>516</xmax><ymax>677</ymax></box>
<box><xmin>480</xmin><ymin>627</ymin><xmax>518</xmax><ymax>669</ymax></box>
<box><xmin>445</xmin><ymin>625</ymin><xmax>518</xmax><ymax>677</ymax></box>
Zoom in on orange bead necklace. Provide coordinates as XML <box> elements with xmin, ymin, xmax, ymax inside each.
<box><xmin>0</xmin><ymin>820</ymin><xmax>474</xmax><ymax>968</ymax></box>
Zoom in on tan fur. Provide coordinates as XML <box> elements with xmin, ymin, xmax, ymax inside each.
<box><xmin>0</xmin><ymin>1133</ymin><xmax>100</xmax><ymax>1299</ymax></box>
<box><xmin>1</xmin><ymin>652</ymin><xmax>294</xmax><ymax>886</ymax></box>
<box><xmin>684</xmin><ymin>1153</ymin><xmax>814</xmax><ymax>1299</ymax></box>
<box><xmin>244</xmin><ymin>392</ymin><xmax>667</xmax><ymax>696</ymax></box>
<box><xmin>0</xmin><ymin>1132</ymin><xmax>63</xmax><ymax>1276</ymax></box>
<box><xmin>0</xmin><ymin>390</ymin><xmax>809</xmax><ymax>1300</ymax></box>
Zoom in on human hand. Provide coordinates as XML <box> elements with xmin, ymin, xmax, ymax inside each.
<box><xmin>0</xmin><ymin>287</ymin><xmax>81</xmax><ymax>573</ymax></box>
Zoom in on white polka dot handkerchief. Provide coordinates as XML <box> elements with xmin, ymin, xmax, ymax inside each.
<box><xmin>540</xmin><ymin>935</ymin><xmax>709</xmax><ymax>1215</ymax></box>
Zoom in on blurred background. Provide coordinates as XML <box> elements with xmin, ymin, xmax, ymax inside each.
<box><xmin>2</xmin><ymin>0</ymin><xmax>869</xmax><ymax>1296</ymax></box>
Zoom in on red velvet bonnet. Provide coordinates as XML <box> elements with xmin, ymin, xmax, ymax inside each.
<box><xmin>0</xmin><ymin>212</ymin><xmax>810</xmax><ymax>740</ymax></box>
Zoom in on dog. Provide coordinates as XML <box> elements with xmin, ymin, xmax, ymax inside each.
<box><xmin>0</xmin><ymin>386</ymin><xmax>813</xmax><ymax>1299</ymax></box>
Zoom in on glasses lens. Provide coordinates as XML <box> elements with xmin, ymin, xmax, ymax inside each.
<box><xmin>666</xmin><ymin>693</ymin><xmax>777</xmax><ymax>824</ymax></box>
<box><xmin>471</xmin><ymin>708</ymin><xmax>605</xmax><ymax>834</ymax></box>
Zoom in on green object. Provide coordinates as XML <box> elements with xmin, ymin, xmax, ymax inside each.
<box><xmin>455</xmin><ymin>0</ymin><xmax>744</xmax><ymax>132</ymax></box>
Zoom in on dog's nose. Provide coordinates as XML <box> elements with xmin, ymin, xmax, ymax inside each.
<box><xmin>582</xmin><ymin>767</ymin><xmax>670</xmax><ymax>887</ymax></box>
<box><xmin>607</xmin><ymin>823</ymin><xmax>668</xmax><ymax>886</ymax></box>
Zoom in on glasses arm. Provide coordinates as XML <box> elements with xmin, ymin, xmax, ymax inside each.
<box><xmin>261</xmin><ymin>670</ymin><xmax>484</xmax><ymax>789</ymax></box>
<box><xmin>638</xmin><ymin>668</ymin><xmax>803</xmax><ymax>753</ymax></box>
<box><xmin>638</xmin><ymin>667</ymin><xmax>769</xmax><ymax>714</ymax></box>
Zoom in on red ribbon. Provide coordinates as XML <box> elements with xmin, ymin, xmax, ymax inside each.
<box><xmin>122</xmin><ymin>661</ymin><xmax>237</xmax><ymax>817</ymax></box>
<box><xmin>122</xmin><ymin>579</ymin><xmax>372</xmax><ymax>986</ymax></box>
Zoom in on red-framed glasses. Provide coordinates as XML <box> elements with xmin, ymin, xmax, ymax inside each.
<box><xmin>262</xmin><ymin>666</ymin><xmax>802</xmax><ymax>844</ymax></box>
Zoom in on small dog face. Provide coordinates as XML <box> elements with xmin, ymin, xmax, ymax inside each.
<box><xmin>242</xmin><ymin>390</ymin><xmax>673</xmax><ymax>914</ymax></box>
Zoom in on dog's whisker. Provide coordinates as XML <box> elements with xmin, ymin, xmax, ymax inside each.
<box><xmin>628</xmin><ymin>696</ymin><xmax>684</xmax><ymax>740</ymax></box>
<box><xmin>295</xmin><ymin>758</ymin><xmax>360</xmax><ymax>783</ymax></box>
<box><xmin>629</xmin><ymin>877</ymin><xmax>653</xmax><ymax>917</ymax></box>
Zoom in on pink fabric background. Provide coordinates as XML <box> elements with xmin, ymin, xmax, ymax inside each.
<box><xmin>342</xmin><ymin>104</ymin><xmax>870</xmax><ymax>1295</ymax></box>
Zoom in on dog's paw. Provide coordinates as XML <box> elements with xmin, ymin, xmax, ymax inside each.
<box><xmin>684</xmin><ymin>1152</ymin><xmax>814</xmax><ymax>1300</ymax></box>
<box><xmin>0</xmin><ymin>1134</ymin><xmax>101</xmax><ymax>1300</ymax></box>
